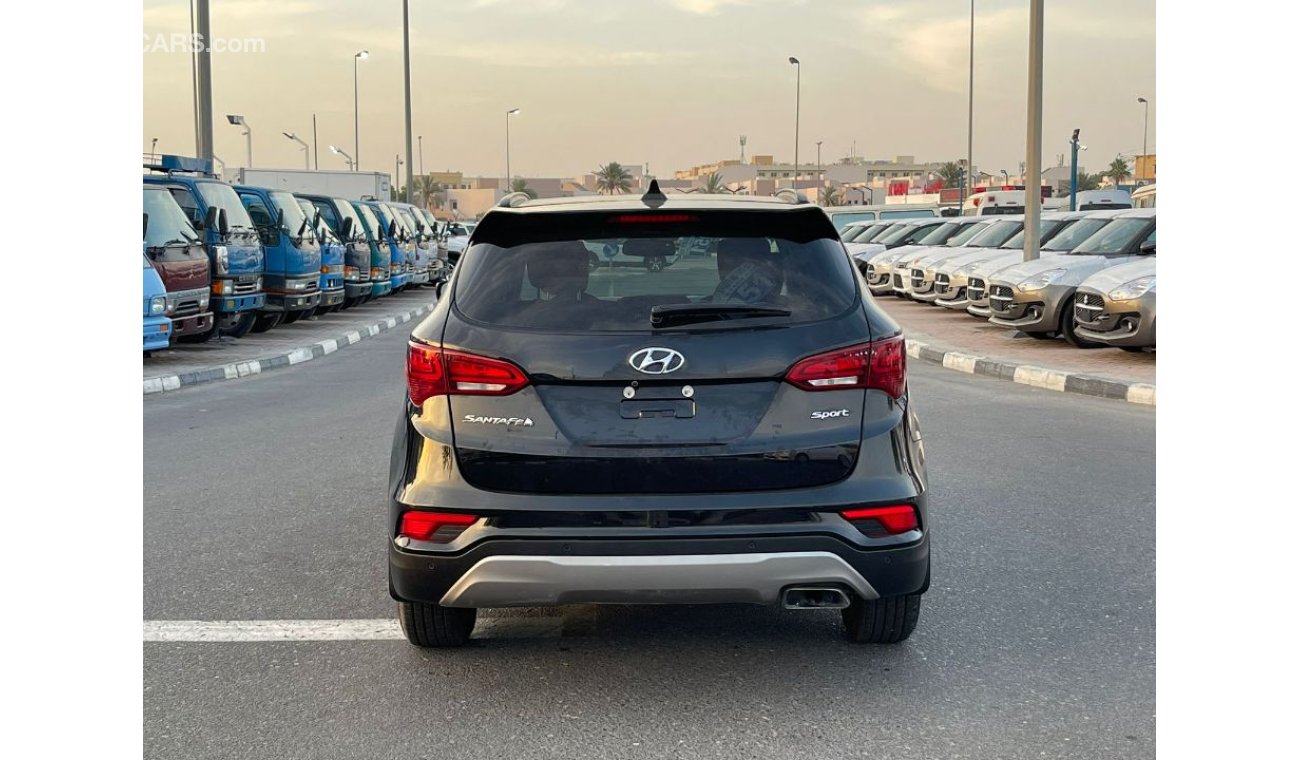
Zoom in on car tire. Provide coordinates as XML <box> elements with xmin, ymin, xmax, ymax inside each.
<box><xmin>1059</xmin><ymin>301</ymin><xmax>1106</xmax><ymax>349</ymax></box>
<box><xmin>1120</xmin><ymin>346</ymin><xmax>1148</xmax><ymax>353</ymax></box>
<box><xmin>251</xmin><ymin>313</ymin><xmax>282</xmax><ymax>333</ymax></box>
<box><xmin>588</xmin><ymin>252</ymin><xmax>601</xmax><ymax>272</ymax></box>
<box><xmin>219</xmin><ymin>312</ymin><xmax>256</xmax><ymax>339</ymax></box>
<box><xmin>646</xmin><ymin>256</ymin><xmax>666</xmax><ymax>272</ymax></box>
<box><xmin>842</xmin><ymin>593</ymin><xmax>921</xmax><ymax>644</ymax></box>
<box><xmin>397</xmin><ymin>601</ymin><xmax>476</xmax><ymax>648</ymax></box>
<box><xmin>1023</xmin><ymin>331</ymin><xmax>1056</xmax><ymax>340</ymax></box>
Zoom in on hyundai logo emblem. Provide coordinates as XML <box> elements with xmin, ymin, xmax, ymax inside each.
<box><xmin>628</xmin><ymin>347</ymin><xmax>685</xmax><ymax>375</ymax></box>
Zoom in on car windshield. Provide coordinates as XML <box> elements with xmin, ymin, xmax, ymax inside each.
<box><xmin>1040</xmin><ymin>218</ymin><xmax>1111</xmax><ymax>251</ymax></box>
<box><xmin>396</xmin><ymin>207</ymin><xmax>426</xmax><ymax>238</ymax></box>
<box><xmin>355</xmin><ymin>203</ymin><xmax>383</xmax><ymax>239</ymax></box>
<box><xmin>965</xmin><ymin>219</ymin><xmax>1022</xmax><ymax>248</ymax></box>
<box><xmin>195</xmin><ymin>181</ymin><xmax>255</xmax><ymax>229</ymax></box>
<box><xmin>829</xmin><ymin>211</ymin><xmax>875</xmax><ymax>230</ymax></box>
<box><xmin>1069</xmin><ymin>217</ymin><xmax>1152</xmax><ymax>255</ymax></box>
<box><xmin>916</xmin><ymin>222</ymin><xmax>963</xmax><ymax>246</ymax></box>
<box><xmin>943</xmin><ymin>222</ymin><xmax>990</xmax><ymax>246</ymax></box>
<box><xmin>455</xmin><ymin>217</ymin><xmax>858</xmax><ymax>332</ymax></box>
<box><xmin>840</xmin><ymin>226</ymin><xmax>870</xmax><ymax>242</ymax></box>
<box><xmin>999</xmin><ymin>220</ymin><xmax>1065</xmax><ymax>249</ymax></box>
<box><xmin>331</xmin><ymin>198</ymin><xmax>364</xmax><ymax>242</ymax></box>
<box><xmin>855</xmin><ymin>224</ymin><xmax>892</xmax><ymax>242</ymax></box>
<box><xmin>143</xmin><ymin>187</ymin><xmax>200</xmax><ymax>246</ymax></box>
<box><xmin>875</xmin><ymin>224</ymin><xmax>920</xmax><ymax>245</ymax></box>
<box><xmin>269</xmin><ymin>191</ymin><xmax>316</xmax><ymax>245</ymax></box>
<box><xmin>300</xmin><ymin>201</ymin><xmax>340</xmax><ymax>243</ymax></box>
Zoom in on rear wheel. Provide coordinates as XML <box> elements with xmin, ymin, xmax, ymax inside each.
<box><xmin>842</xmin><ymin>593</ymin><xmax>921</xmax><ymax>644</ymax></box>
<box><xmin>646</xmin><ymin>255</ymin><xmax>666</xmax><ymax>272</ymax></box>
<box><xmin>397</xmin><ymin>601</ymin><xmax>476</xmax><ymax>648</ymax></box>
<box><xmin>251</xmin><ymin>313</ymin><xmax>282</xmax><ymax>333</ymax></box>
<box><xmin>219</xmin><ymin>312</ymin><xmax>256</xmax><ymax>339</ymax></box>
<box><xmin>588</xmin><ymin>252</ymin><xmax>600</xmax><ymax>272</ymax></box>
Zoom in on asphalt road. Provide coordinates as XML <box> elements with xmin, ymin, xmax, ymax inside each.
<box><xmin>144</xmin><ymin>322</ymin><xmax>1155</xmax><ymax>760</ymax></box>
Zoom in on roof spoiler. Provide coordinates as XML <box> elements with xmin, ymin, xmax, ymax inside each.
<box><xmin>497</xmin><ymin>191</ymin><xmax>533</xmax><ymax>208</ymax></box>
<box><xmin>775</xmin><ymin>188</ymin><xmax>810</xmax><ymax>204</ymax></box>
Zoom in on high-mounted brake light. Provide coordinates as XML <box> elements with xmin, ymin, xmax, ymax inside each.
<box><xmin>407</xmin><ymin>341</ymin><xmax>529</xmax><ymax>406</ymax></box>
<box><xmin>610</xmin><ymin>214</ymin><xmax>699</xmax><ymax>224</ymax></box>
<box><xmin>840</xmin><ymin>505</ymin><xmax>919</xmax><ymax>535</ymax></box>
<box><xmin>784</xmin><ymin>335</ymin><xmax>906</xmax><ymax>398</ymax></box>
<box><xmin>398</xmin><ymin>511</ymin><xmax>478</xmax><ymax>542</ymax></box>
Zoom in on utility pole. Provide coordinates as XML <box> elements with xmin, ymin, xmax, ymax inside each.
<box><xmin>965</xmin><ymin>0</ymin><xmax>974</xmax><ymax>208</ymax></box>
<box><xmin>1069</xmin><ymin>129</ymin><xmax>1081</xmax><ymax>211</ymax></box>
<box><xmin>1023</xmin><ymin>0</ymin><xmax>1044</xmax><ymax>262</ymax></box>
<box><xmin>789</xmin><ymin>56</ymin><xmax>801</xmax><ymax>190</ymax></box>
<box><xmin>312</xmin><ymin>115</ymin><xmax>318</xmax><ymax>170</ymax></box>
<box><xmin>195</xmin><ymin>0</ymin><xmax>213</xmax><ymax>161</ymax></box>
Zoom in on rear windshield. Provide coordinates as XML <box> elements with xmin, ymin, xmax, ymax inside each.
<box><xmin>455</xmin><ymin>213</ymin><xmax>858</xmax><ymax>332</ymax></box>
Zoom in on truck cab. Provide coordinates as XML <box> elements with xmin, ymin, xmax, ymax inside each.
<box><xmin>142</xmin><ymin>253</ymin><xmax>172</xmax><ymax>354</ymax></box>
<box><xmin>413</xmin><ymin>207</ymin><xmax>451</xmax><ymax>282</ymax></box>
<box><xmin>142</xmin><ymin>184</ymin><xmax>214</xmax><ymax>343</ymax></box>
<box><xmin>364</xmin><ymin>201</ymin><xmax>413</xmax><ymax>291</ymax></box>
<box><xmin>295</xmin><ymin>196</ymin><xmax>346</xmax><ymax>314</ymax></box>
<box><xmin>392</xmin><ymin>203</ymin><xmax>434</xmax><ymax>287</ymax></box>
<box><xmin>233</xmin><ymin>185</ymin><xmax>323</xmax><ymax>331</ymax></box>
<box><xmin>143</xmin><ymin>156</ymin><xmax>265</xmax><ymax>338</ymax></box>
<box><xmin>299</xmin><ymin>194</ymin><xmax>374</xmax><ymax>308</ymax></box>
<box><xmin>350</xmin><ymin>201</ymin><xmax>393</xmax><ymax>299</ymax></box>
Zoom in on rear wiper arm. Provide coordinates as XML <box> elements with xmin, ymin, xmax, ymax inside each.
<box><xmin>650</xmin><ymin>303</ymin><xmax>791</xmax><ymax>328</ymax></box>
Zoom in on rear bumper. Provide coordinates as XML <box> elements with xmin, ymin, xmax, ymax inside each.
<box><xmin>390</xmin><ymin>531</ymin><xmax>929</xmax><ymax>607</ymax></box>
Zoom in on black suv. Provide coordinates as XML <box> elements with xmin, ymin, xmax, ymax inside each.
<box><xmin>388</xmin><ymin>186</ymin><xmax>930</xmax><ymax>646</ymax></box>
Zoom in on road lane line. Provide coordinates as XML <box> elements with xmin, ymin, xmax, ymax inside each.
<box><xmin>144</xmin><ymin>616</ymin><xmax>565</xmax><ymax>642</ymax></box>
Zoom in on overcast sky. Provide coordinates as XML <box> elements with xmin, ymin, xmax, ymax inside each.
<box><xmin>143</xmin><ymin>0</ymin><xmax>1155</xmax><ymax>180</ymax></box>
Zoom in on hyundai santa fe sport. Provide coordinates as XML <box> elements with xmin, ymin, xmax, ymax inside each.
<box><xmin>388</xmin><ymin>187</ymin><xmax>930</xmax><ymax>647</ymax></box>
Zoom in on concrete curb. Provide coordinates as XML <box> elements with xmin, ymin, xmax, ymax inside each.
<box><xmin>906</xmin><ymin>338</ymin><xmax>1155</xmax><ymax>406</ymax></box>
<box><xmin>143</xmin><ymin>303</ymin><xmax>435</xmax><ymax>395</ymax></box>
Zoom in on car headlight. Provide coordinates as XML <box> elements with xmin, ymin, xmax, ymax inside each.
<box><xmin>214</xmin><ymin>245</ymin><xmax>229</xmax><ymax>276</ymax></box>
<box><xmin>1108</xmin><ymin>276</ymin><xmax>1156</xmax><ymax>300</ymax></box>
<box><xmin>1017</xmin><ymin>268</ymin><xmax>1067</xmax><ymax>292</ymax></box>
<box><xmin>149</xmin><ymin>295</ymin><xmax>167</xmax><ymax>315</ymax></box>
<box><xmin>199</xmin><ymin>292</ymin><xmax>210</xmax><ymax>309</ymax></box>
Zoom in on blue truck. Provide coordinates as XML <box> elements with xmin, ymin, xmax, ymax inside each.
<box><xmin>234</xmin><ymin>185</ymin><xmax>323</xmax><ymax>331</ymax></box>
<box><xmin>142</xmin><ymin>253</ymin><xmax>172</xmax><ymax>354</ymax></box>
<box><xmin>298</xmin><ymin>194</ymin><xmax>374</xmax><ymax>308</ymax></box>
<box><xmin>351</xmin><ymin>201</ymin><xmax>393</xmax><ymax>299</ymax></box>
<box><xmin>295</xmin><ymin>196</ymin><xmax>347</xmax><ymax>315</ymax></box>
<box><xmin>364</xmin><ymin>200</ymin><xmax>413</xmax><ymax>292</ymax></box>
<box><xmin>143</xmin><ymin>156</ymin><xmax>265</xmax><ymax>338</ymax></box>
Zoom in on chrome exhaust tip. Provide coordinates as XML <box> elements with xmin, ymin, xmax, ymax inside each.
<box><xmin>782</xmin><ymin>586</ymin><xmax>851</xmax><ymax>610</ymax></box>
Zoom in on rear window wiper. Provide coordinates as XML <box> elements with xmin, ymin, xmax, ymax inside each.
<box><xmin>650</xmin><ymin>303</ymin><xmax>792</xmax><ymax>328</ymax></box>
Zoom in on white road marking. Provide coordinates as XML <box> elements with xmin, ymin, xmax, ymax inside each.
<box><xmin>144</xmin><ymin>616</ymin><xmax>564</xmax><ymax>642</ymax></box>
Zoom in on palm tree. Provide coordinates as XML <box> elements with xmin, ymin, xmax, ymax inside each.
<box><xmin>510</xmin><ymin>178</ymin><xmax>538</xmax><ymax>199</ymax></box>
<box><xmin>820</xmin><ymin>185</ymin><xmax>844</xmax><ymax>206</ymax></box>
<box><xmin>1076</xmin><ymin>172</ymin><xmax>1102</xmax><ymax>192</ymax></box>
<box><xmin>700</xmin><ymin>172</ymin><xmax>725</xmax><ymax>194</ymax></box>
<box><xmin>937</xmin><ymin>161</ymin><xmax>964</xmax><ymax>188</ymax></box>
<box><xmin>595</xmin><ymin>162</ymin><xmax>633</xmax><ymax>194</ymax></box>
<box><xmin>1104</xmin><ymin>157</ymin><xmax>1130</xmax><ymax>185</ymax></box>
<box><xmin>412</xmin><ymin>175</ymin><xmax>441</xmax><ymax>208</ymax></box>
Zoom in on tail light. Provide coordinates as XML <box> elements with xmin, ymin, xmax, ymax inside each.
<box><xmin>840</xmin><ymin>504</ymin><xmax>919</xmax><ymax>536</ymax></box>
<box><xmin>407</xmin><ymin>341</ymin><xmax>529</xmax><ymax>405</ymax></box>
<box><xmin>398</xmin><ymin>511</ymin><xmax>478</xmax><ymax>542</ymax></box>
<box><xmin>784</xmin><ymin>335</ymin><xmax>906</xmax><ymax>398</ymax></box>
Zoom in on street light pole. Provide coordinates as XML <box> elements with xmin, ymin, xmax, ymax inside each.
<box><xmin>505</xmin><ymin>108</ymin><xmax>520</xmax><ymax>192</ymax></box>
<box><xmin>394</xmin><ymin>155</ymin><xmax>403</xmax><ymax>201</ymax></box>
<box><xmin>283</xmin><ymin>132</ymin><xmax>309</xmax><ymax>170</ymax></box>
<box><xmin>966</xmin><ymin>0</ymin><xmax>974</xmax><ymax>207</ymax></box>
<box><xmin>402</xmin><ymin>0</ymin><xmax>413</xmax><ymax>213</ymax></box>
<box><xmin>1137</xmin><ymin>96</ymin><xmax>1149</xmax><ymax>181</ymax></box>
<box><xmin>353</xmin><ymin>50</ymin><xmax>368</xmax><ymax>170</ymax></box>
<box><xmin>816</xmin><ymin>140</ymin><xmax>823</xmax><ymax>194</ymax></box>
<box><xmin>226</xmin><ymin>115</ymin><xmax>251</xmax><ymax>167</ymax></box>
<box><xmin>789</xmin><ymin>57</ymin><xmax>800</xmax><ymax>191</ymax></box>
<box><xmin>1069</xmin><ymin>129</ymin><xmax>1082</xmax><ymax>211</ymax></box>
<box><xmin>1023</xmin><ymin>0</ymin><xmax>1044</xmax><ymax>262</ymax></box>
<box><xmin>195</xmin><ymin>0</ymin><xmax>213</xmax><ymax>161</ymax></box>
<box><xmin>330</xmin><ymin>145</ymin><xmax>354</xmax><ymax>171</ymax></box>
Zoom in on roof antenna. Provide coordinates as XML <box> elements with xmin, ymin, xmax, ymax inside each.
<box><xmin>641</xmin><ymin>178</ymin><xmax>667</xmax><ymax>208</ymax></box>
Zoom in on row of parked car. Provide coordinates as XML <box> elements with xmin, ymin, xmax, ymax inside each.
<box><xmin>142</xmin><ymin>156</ymin><xmax>464</xmax><ymax>353</ymax></box>
<box><xmin>840</xmin><ymin>207</ymin><xmax>1156</xmax><ymax>351</ymax></box>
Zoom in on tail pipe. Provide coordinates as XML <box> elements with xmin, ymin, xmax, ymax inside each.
<box><xmin>782</xmin><ymin>586</ymin><xmax>851</xmax><ymax>610</ymax></box>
